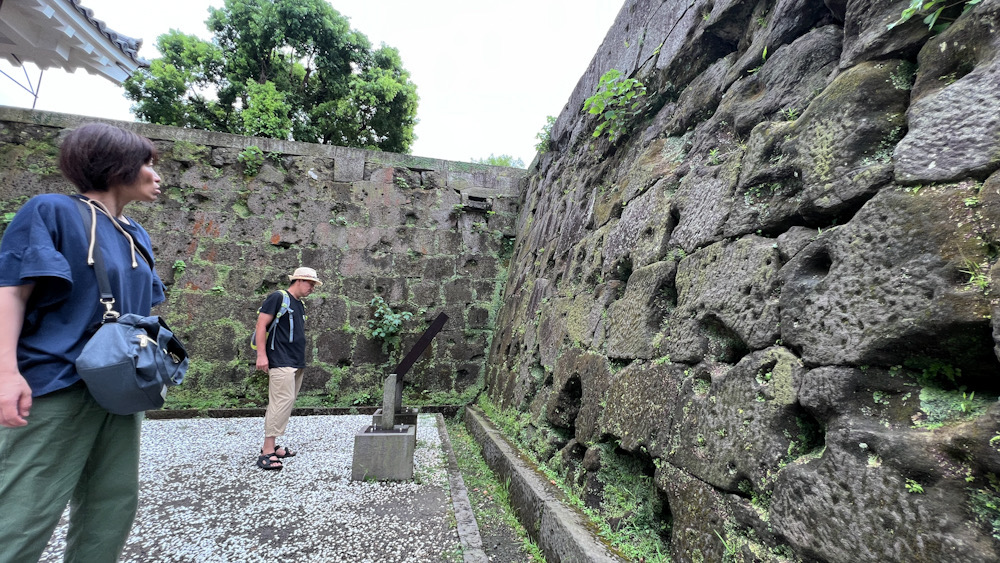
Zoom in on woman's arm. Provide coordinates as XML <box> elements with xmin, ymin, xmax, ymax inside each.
<box><xmin>0</xmin><ymin>284</ymin><xmax>34</xmax><ymax>427</ymax></box>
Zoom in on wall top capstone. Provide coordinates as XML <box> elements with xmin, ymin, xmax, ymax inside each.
<box><xmin>0</xmin><ymin>105</ymin><xmax>527</xmax><ymax>194</ymax></box>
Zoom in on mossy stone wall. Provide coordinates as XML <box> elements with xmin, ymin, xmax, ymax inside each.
<box><xmin>0</xmin><ymin>106</ymin><xmax>525</xmax><ymax>407</ymax></box>
<box><xmin>484</xmin><ymin>0</ymin><xmax>1000</xmax><ymax>560</ymax></box>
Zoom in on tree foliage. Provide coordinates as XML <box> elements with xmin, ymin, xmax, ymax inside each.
<box><xmin>124</xmin><ymin>0</ymin><xmax>418</xmax><ymax>152</ymax></box>
<box><xmin>471</xmin><ymin>154</ymin><xmax>525</xmax><ymax>168</ymax></box>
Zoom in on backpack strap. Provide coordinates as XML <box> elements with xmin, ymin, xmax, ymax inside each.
<box><xmin>279</xmin><ymin>290</ymin><xmax>293</xmax><ymax>344</ymax></box>
<box><xmin>264</xmin><ymin>289</ymin><xmax>294</xmax><ymax>350</ymax></box>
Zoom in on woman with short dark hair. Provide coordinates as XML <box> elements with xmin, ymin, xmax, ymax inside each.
<box><xmin>0</xmin><ymin>122</ymin><xmax>167</xmax><ymax>562</ymax></box>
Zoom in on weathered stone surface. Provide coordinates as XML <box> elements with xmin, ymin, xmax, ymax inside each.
<box><xmin>771</xmin><ymin>399</ymin><xmax>1000</xmax><ymax>563</ymax></box>
<box><xmin>602</xmin><ymin>179</ymin><xmax>677</xmax><ymax>276</ymax></box>
<box><xmin>655</xmin><ymin>462</ymin><xmax>734</xmax><ymax>563</ymax></box>
<box><xmin>668</xmin><ymin>158</ymin><xmax>741</xmax><ymax>252</ymax></box>
<box><xmin>893</xmin><ymin>2</ymin><xmax>1000</xmax><ymax>183</ymax></box>
<box><xmin>704</xmin><ymin>25</ymin><xmax>842</xmax><ymax>145</ymax></box>
<box><xmin>663</xmin><ymin>348</ymin><xmax>812</xmax><ymax>491</ymax></box>
<box><xmin>723</xmin><ymin>0</ymin><xmax>835</xmax><ymax>85</ymax></box>
<box><xmin>537</xmin><ymin>301</ymin><xmax>567</xmax><ymax>372</ymax></box>
<box><xmin>660</xmin><ymin>237</ymin><xmax>782</xmax><ymax>364</ymax></box>
<box><xmin>598</xmin><ymin>361</ymin><xmax>685</xmax><ymax>455</ymax></box>
<box><xmin>729</xmin><ymin>60</ymin><xmax>910</xmax><ymax>237</ymax></box>
<box><xmin>606</xmin><ymin>260</ymin><xmax>677</xmax><ymax>360</ymax></box>
<box><xmin>779</xmin><ymin>185</ymin><xmax>997</xmax><ymax>373</ymax></box>
<box><xmin>654</xmin><ymin>55</ymin><xmax>735</xmax><ymax>139</ymax></box>
<box><xmin>840</xmin><ymin>0</ymin><xmax>934</xmax><ymax>67</ymax></box>
<box><xmin>552</xmin><ymin>349</ymin><xmax>611</xmax><ymax>444</ymax></box>
<box><xmin>478</xmin><ymin>0</ymin><xmax>1000</xmax><ymax>559</ymax></box>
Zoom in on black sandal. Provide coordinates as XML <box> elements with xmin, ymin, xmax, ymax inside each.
<box><xmin>256</xmin><ymin>453</ymin><xmax>282</xmax><ymax>471</ymax></box>
<box><xmin>262</xmin><ymin>445</ymin><xmax>297</xmax><ymax>459</ymax></box>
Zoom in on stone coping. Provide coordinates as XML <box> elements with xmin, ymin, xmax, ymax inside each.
<box><xmin>145</xmin><ymin>405</ymin><xmax>462</xmax><ymax>420</ymax></box>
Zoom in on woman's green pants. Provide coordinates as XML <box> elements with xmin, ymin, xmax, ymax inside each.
<box><xmin>0</xmin><ymin>383</ymin><xmax>142</xmax><ymax>563</ymax></box>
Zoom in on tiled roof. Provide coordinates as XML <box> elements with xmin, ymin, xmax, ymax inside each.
<box><xmin>0</xmin><ymin>0</ymin><xmax>149</xmax><ymax>84</ymax></box>
<box><xmin>67</xmin><ymin>0</ymin><xmax>150</xmax><ymax>68</ymax></box>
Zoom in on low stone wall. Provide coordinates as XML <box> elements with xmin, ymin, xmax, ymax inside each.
<box><xmin>0</xmin><ymin>106</ymin><xmax>526</xmax><ymax>405</ymax></box>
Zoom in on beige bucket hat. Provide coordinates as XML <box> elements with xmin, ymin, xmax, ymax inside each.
<box><xmin>289</xmin><ymin>266</ymin><xmax>323</xmax><ymax>286</ymax></box>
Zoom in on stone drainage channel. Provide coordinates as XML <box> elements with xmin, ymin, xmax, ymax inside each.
<box><xmin>39</xmin><ymin>407</ymin><xmax>623</xmax><ymax>563</ymax></box>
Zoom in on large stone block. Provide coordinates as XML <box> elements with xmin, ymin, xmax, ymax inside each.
<box><xmin>894</xmin><ymin>2</ymin><xmax>1000</xmax><ymax>183</ymax></box>
<box><xmin>605</xmin><ymin>260</ymin><xmax>677</xmax><ymax>360</ymax></box>
<box><xmin>602</xmin><ymin>179</ymin><xmax>677</xmax><ymax>276</ymax></box>
<box><xmin>728</xmin><ymin>60</ymin><xmax>910</xmax><ymax>238</ymax></box>
<box><xmin>659</xmin><ymin>236</ymin><xmax>781</xmax><ymax>364</ymax></box>
<box><xmin>779</xmin><ymin>186</ymin><xmax>996</xmax><ymax>374</ymax></box>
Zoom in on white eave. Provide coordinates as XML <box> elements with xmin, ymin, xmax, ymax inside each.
<box><xmin>0</xmin><ymin>0</ymin><xmax>149</xmax><ymax>84</ymax></box>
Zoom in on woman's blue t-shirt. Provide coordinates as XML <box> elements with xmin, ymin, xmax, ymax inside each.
<box><xmin>0</xmin><ymin>194</ymin><xmax>166</xmax><ymax>397</ymax></box>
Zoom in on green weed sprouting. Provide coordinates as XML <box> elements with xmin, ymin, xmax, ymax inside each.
<box><xmin>905</xmin><ymin>479</ymin><xmax>925</xmax><ymax>494</ymax></box>
<box><xmin>888</xmin><ymin>0</ymin><xmax>982</xmax><ymax>32</ymax></box>
<box><xmin>959</xmin><ymin>259</ymin><xmax>990</xmax><ymax>294</ymax></box>
<box><xmin>237</xmin><ymin>145</ymin><xmax>265</xmax><ymax>177</ymax></box>
<box><xmin>959</xmin><ymin>388</ymin><xmax>977</xmax><ymax>413</ymax></box>
<box><xmin>780</xmin><ymin>107</ymin><xmax>800</xmax><ymax>121</ymax></box>
<box><xmin>368</xmin><ymin>295</ymin><xmax>413</xmax><ymax>353</ymax></box>
<box><xmin>968</xmin><ymin>475</ymin><xmax>1000</xmax><ymax>541</ymax></box>
<box><xmin>583</xmin><ymin>69</ymin><xmax>647</xmax><ymax>144</ymax></box>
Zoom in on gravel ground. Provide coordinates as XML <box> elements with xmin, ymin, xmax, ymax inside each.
<box><xmin>40</xmin><ymin>414</ymin><xmax>465</xmax><ymax>563</ymax></box>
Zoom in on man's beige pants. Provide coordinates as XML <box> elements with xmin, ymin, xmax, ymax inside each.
<box><xmin>264</xmin><ymin>366</ymin><xmax>304</xmax><ymax>438</ymax></box>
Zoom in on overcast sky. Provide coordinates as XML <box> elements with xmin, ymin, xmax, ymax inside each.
<box><xmin>0</xmin><ymin>0</ymin><xmax>623</xmax><ymax>166</ymax></box>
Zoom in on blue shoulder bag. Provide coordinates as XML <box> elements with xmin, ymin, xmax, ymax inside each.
<box><xmin>71</xmin><ymin>196</ymin><xmax>188</xmax><ymax>415</ymax></box>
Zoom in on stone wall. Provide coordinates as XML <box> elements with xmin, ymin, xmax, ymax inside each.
<box><xmin>0</xmin><ymin>106</ymin><xmax>524</xmax><ymax>406</ymax></box>
<box><xmin>486</xmin><ymin>0</ymin><xmax>1000</xmax><ymax>561</ymax></box>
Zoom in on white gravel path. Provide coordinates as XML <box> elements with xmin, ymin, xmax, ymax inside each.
<box><xmin>41</xmin><ymin>414</ymin><xmax>462</xmax><ymax>562</ymax></box>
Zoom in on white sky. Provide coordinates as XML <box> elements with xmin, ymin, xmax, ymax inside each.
<box><xmin>0</xmin><ymin>0</ymin><xmax>623</xmax><ymax>166</ymax></box>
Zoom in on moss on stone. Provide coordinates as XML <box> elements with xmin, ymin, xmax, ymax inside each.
<box><xmin>171</xmin><ymin>140</ymin><xmax>210</xmax><ymax>162</ymax></box>
<box><xmin>807</xmin><ymin>120</ymin><xmax>836</xmax><ymax>183</ymax></box>
<box><xmin>764</xmin><ymin>348</ymin><xmax>800</xmax><ymax>406</ymax></box>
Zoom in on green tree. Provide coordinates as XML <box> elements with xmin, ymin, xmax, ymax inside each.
<box><xmin>124</xmin><ymin>0</ymin><xmax>418</xmax><ymax>152</ymax></box>
<box><xmin>240</xmin><ymin>80</ymin><xmax>292</xmax><ymax>139</ymax></box>
<box><xmin>471</xmin><ymin>154</ymin><xmax>525</xmax><ymax>168</ymax></box>
<box><xmin>535</xmin><ymin>115</ymin><xmax>556</xmax><ymax>153</ymax></box>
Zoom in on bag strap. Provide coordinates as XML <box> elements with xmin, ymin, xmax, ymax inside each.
<box><xmin>71</xmin><ymin>196</ymin><xmax>120</xmax><ymax>322</ymax></box>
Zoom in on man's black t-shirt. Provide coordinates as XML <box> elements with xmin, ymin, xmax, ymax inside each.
<box><xmin>259</xmin><ymin>290</ymin><xmax>306</xmax><ymax>368</ymax></box>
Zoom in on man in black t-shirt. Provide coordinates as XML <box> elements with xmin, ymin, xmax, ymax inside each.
<box><xmin>254</xmin><ymin>267</ymin><xmax>321</xmax><ymax>471</ymax></box>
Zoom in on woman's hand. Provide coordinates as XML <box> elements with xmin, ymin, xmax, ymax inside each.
<box><xmin>0</xmin><ymin>284</ymin><xmax>33</xmax><ymax>427</ymax></box>
<box><xmin>0</xmin><ymin>371</ymin><xmax>31</xmax><ymax>427</ymax></box>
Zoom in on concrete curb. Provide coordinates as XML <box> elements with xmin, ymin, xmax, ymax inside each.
<box><xmin>436</xmin><ymin>413</ymin><xmax>489</xmax><ymax>562</ymax></box>
<box><xmin>145</xmin><ymin>405</ymin><xmax>463</xmax><ymax>419</ymax></box>
<box><xmin>464</xmin><ymin>406</ymin><xmax>626</xmax><ymax>563</ymax></box>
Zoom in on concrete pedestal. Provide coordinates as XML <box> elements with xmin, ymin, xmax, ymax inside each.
<box><xmin>372</xmin><ymin>407</ymin><xmax>419</xmax><ymax>430</ymax></box>
<box><xmin>351</xmin><ymin>424</ymin><xmax>416</xmax><ymax>481</ymax></box>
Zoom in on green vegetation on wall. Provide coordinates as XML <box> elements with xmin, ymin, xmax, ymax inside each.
<box><xmin>477</xmin><ymin>395</ymin><xmax>670</xmax><ymax>561</ymax></box>
<box><xmin>889</xmin><ymin>0</ymin><xmax>981</xmax><ymax>31</ymax></box>
<box><xmin>583</xmin><ymin>69</ymin><xmax>647</xmax><ymax>143</ymax></box>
